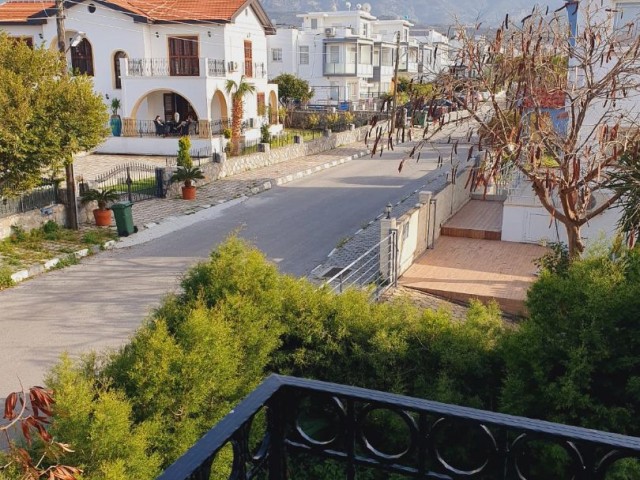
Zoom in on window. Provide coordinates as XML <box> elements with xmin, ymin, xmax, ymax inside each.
<box><xmin>361</xmin><ymin>23</ymin><xmax>369</xmax><ymax>37</ymax></box>
<box><xmin>347</xmin><ymin>45</ymin><xmax>356</xmax><ymax>64</ymax></box>
<box><xmin>113</xmin><ymin>51</ymin><xmax>126</xmax><ymax>89</ymax></box>
<box><xmin>328</xmin><ymin>45</ymin><xmax>339</xmax><ymax>63</ymax></box>
<box><xmin>311</xmin><ymin>18</ymin><xmax>318</xmax><ymax>29</ymax></box>
<box><xmin>10</xmin><ymin>36</ymin><xmax>33</xmax><ymax>48</ymax></box>
<box><xmin>168</xmin><ymin>36</ymin><xmax>199</xmax><ymax>76</ymax></box>
<box><xmin>299</xmin><ymin>45</ymin><xmax>309</xmax><ymax>65</ymax></box>
<box><xmin>71</xmin><ymin>38</ymin><xmax>94</xmax><ymax>75</ymax></box>
<box><xmin>244</xmin><ymin>40</ymin><xmax>253</xmax><ymax>77</ymax></box>
<box><xmin>360</xmin><ymin>45</ymin><xmax>372</xmax><ymax>64</ymax></box>
<box><xmin>614</xmin><ymin>2</ymin><xmax>640</xmax><ymax>38</ymax></box>
<box><xmin>271</xmin><ymin>48</ymin><xmax>282</xmax><ymax>62</ymax></box>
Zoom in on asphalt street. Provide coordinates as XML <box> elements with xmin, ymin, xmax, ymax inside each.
<box><xmin>0</xmin><ymin>134</ymin><xmax>461</xmax><ymax>395</ymax></box>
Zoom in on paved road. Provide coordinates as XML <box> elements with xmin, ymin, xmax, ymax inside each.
<box><xmin>0</xmin><ymin>131</ymin><xmax>464</xmax><ymax>395</ymax></box>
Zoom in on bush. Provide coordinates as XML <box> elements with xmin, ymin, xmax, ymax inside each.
<box><xmin>260</xmin><ymin>124</ymin><xmax>271</xmax><ymax>143</ymax></box>
<box><xmin>176</xmin><ymin>136</ymin><xmax>192</xmax><ymax>168</ymax></box>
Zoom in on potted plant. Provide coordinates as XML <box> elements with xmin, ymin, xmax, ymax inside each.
<box><xmin>171</xmin><ymin>166</ymin><xmax>204</xmax><ymax>200</ymax></box>
<box><xmin>110</xmin><ymin>98</ymin><xmax>122</xmax><ymax>137</ymax></box>
<box><xmin>80</xmin><ymin>188</ymin><xmax>120</xmax><ymax>226</ymax></box>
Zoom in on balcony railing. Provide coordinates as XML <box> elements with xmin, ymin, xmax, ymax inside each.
<box><xmin>157</xmin><ymin>375</ymin><xmax>640</xmax><ymax>480</ymax></box>
<box><xmin>207</xmin><ymin>58</ymin><xmax>226</xmax><ymax>77</ymax></box>
<box><xmin>210</xmin><ymin>118</ymin><xmax>231</xmax><ymax>135</ymax></box>
<box><xmin>126</xmin><ymin>58</ymin><xmax>226</xmax><ymax>77</ymax></box>
<box><xmin>357</xmin><ymin>63</ymin><xmax>373</xmax><ymax>77</ymax></box>
<box><xmin>324</xmin><ymin>62</ymin><xmax>356</xmax><ymax>75</ymax></box>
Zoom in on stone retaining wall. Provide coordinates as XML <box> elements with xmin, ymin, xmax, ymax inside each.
<box><xmin>0</xmin><ymin>204</ymin><xmax>67</xmax><ymax>240</ymax></box>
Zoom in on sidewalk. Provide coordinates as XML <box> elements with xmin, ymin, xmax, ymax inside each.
<box><xmin>88</xmin><ymin>144</ymin><xmax>370</xmax><ymax>229</ymax></box>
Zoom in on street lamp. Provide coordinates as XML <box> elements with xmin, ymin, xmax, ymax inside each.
<box><xmin>385</xmin><ymin>203</ymin><xmax>392</xmax><ymax>219</ymax></box>
<box><xmin>68</xmin><ymin>31</ymin><xmax>85</xmax><ymax>49</ymax></box>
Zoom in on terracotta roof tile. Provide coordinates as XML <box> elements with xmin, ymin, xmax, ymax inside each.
<box><xmin>0</xmin><ymin>2</ymin><xmax>55</xmax><ymax>23</ymax></box>
<box><xmin>0</xmin><ymin>0</ymin><xmax>249</xmax><ymax>23</ymax></box>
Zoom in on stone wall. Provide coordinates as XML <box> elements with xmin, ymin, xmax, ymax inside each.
<box><xmin>219</xmin><ymin>122</ymin><xmax>384</xmax><ymax>178</ymax></box>
<box><xmin>0</xmin><ymin>204</ymin><xmax>67</xmax><ymax>240</ymax></box>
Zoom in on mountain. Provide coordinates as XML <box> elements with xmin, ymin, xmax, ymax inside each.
<box><xmin>263</xmin><ymin>0</ymin><xmax>566</xmax><ymax>28</ymax></box>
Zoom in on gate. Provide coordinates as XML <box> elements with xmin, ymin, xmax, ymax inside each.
<box><xmin>92</xmin><ymin>163</ymin><xmax>166</xmax><ymax>202</ymax></box>
<box><xmin>323</xmin><ymin>230</ymin><xmax>398</xmax><ymax>299</ymax></box>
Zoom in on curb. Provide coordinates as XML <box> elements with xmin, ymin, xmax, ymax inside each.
<box><xmin>274</xmin><ymin>150</ymin><xmax>369</xmax><ymax>187</ymax></box>
<box><xmin>9</xmin><ymin>239</ymin><xmax>117</xmax><ymax>285</ymax></box>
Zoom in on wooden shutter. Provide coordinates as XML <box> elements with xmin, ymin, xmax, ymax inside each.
<box><xmin>168</xmin><ymin>36</ymin><xmax>199</xmax><ymax>76</ymax></box>
<box><xmin>244</xmin><ymin>40</ymin><xmax>253</xmax><ymax>77</ymax></box>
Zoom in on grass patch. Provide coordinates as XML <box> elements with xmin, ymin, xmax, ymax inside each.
<box><xmin>0</xmin><ymin>221</ymin><xmax>117</xmax><ymax>279</ymax></box>
<box><xmin>0</xmin><ymin>266</ymin><xmax>14</xmax><ymax>290</ymax></box>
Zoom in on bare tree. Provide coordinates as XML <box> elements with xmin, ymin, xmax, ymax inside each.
<box><xmin>410</xmin><ymin>1</ymin><xmax>640</xmax><ymax>258</ymax></box>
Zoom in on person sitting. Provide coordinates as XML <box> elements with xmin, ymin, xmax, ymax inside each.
<box><xmin>153</xmin><ymin>115</ymin><xmax>167</xmax><ymax>137</ymax></box>
<box><xmin>178</xmin><ymin>115</ymin><xmax>194</xmax><ymax>136</ymax></box>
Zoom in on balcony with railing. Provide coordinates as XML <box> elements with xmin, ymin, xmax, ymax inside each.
<box><xmin>157</xmin><ymin>375</ymin><xmax>640</xmax><ymax>480</ymax></box>
<box><xmin>357</xmin><ymin>63</ymin><xmax>373</xmax><ymax>77</ymax></box>
<box><xmin>324</xmin><ymin>62</ymin><xmax>357</xmax><ymax>75</ymax></box>
<box><xmin>125</xmin><ymin>57</ymin><xmax>227</xmax><ymax>78</ymax></box>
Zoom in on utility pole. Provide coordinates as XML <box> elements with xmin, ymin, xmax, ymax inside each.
<box><xmin>55</xmin><ymin>0</ymin><xmax>79</xmax><ymax>230</ymax></box>
<box><xmin>389</xmin><ymin>30</ymin><xmax>401</xmax><ymax>136</ymax></box>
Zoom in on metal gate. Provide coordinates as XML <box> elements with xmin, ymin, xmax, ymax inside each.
<box><xmin>323</xmin><ymin>229</ymin><xmax>398</xmax><ymax>299</ymax></box>
<box><xmin>92</xmin><ymin>163</ymin><xmax>166</xmax><ymax>202</ymax></box>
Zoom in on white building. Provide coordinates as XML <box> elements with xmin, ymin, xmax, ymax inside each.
<box><xmin>267</xmin><ymin>6</ymin><xmax>439</xmax><ymax>107</ymax></box>
<box><xmin>0</xmin><ymin>0</ymin><xmax>281</xmax><ymax>155</ymax></box>
<box><xmin>411</xmin><ymin>29</ymin><xmax>452</xmax><ymax>81</ymax></box>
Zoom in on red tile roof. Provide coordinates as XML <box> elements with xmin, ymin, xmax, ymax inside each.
<box><xmin>0</xmin><ymin>2</ymin><xmax>55</xmax><ymax>23</ymax></box>
<box><xmin>0</xmin><ymin>0</ymin><xmax>255</xmax><ymax>23</ymax></box>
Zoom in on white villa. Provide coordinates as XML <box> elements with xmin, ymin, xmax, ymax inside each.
<box><xmin>267</xmin><ymin>5</ymin><xmax>446</xmax><ymax>107</ymax></box>
<box><xmin>0</xmin><ymin>0</ymin><xmax>281</xmax><ymax>155</ymax></box>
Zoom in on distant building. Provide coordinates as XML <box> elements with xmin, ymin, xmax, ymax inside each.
<box><xmin>0</xmin><ymin>0</ymin><xmax>281</xmax><ymax>155</ymax></box>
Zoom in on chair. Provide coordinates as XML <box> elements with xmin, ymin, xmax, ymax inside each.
<box><xmin>154</xmin><ymin>120</ymin><xmax>165</xmax><ymax>137</ymax></box>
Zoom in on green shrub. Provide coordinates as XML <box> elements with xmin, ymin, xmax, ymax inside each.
<box><xmin>260</xmin><ymin>124</ymin><xmax>271</xmax><ymax>143</ymax></box>
<box><xmin>0</xmin><ymin>266</ymin><xmax>14</xmax><ymax>290</ymax></box>
<box><xmin>42</xmin><ymin>220</ymin><xmax>61</xmax><ymax>240</ymax></box>
<box><xmin>176</xmin><ymin>136</ymin><xmax>192</xmax><ymax>168</ymax></box>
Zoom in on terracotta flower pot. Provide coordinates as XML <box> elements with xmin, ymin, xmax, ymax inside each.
<box><xmin>93</xmin><ymin>208</ymin><xmax>112</xmax><ymax>226</ymax></box>
<box><xmin>182</xmin><ymin>185</ymin><xmax>196</xmax><ymax>200</ymax></box>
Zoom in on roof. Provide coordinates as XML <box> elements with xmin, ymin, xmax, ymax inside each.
<box><xmin>0</xmin><ymin>0</ymin><xmax>275</xmax><ymax>32</ymax></box>
<box><xmin>0</xmin><ymin>1</ymin><xmax>55</xmax><ymax>23</ymax></box>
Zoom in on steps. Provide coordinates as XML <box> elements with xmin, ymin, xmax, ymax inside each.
<box><xmin>441</xmin><ymin>199</ymin><xmax>503</xmax><ymax>241</ymax></box>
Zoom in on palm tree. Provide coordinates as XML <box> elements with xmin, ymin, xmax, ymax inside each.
<box><xmin>225</xmin><ymin>76</ymin><xmax>256</xmax><ymax>155</ymax></box>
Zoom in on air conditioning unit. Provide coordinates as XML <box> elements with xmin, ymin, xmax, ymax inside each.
<box><xmin>228</xmin><ymin>61</ymin><xmax>238</xmax><ymax>72</ymax></box>
<box><xmin>325</xmin><ymin>27</ymin><xmax>336</xmax><ymax>37</ymax></box>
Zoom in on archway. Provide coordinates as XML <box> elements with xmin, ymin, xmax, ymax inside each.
<box><xmin>70</xmin><ymin>38</ymin><xmax>94</xmax><ymax>75</ymax></box>
<box><xmin>269</xmin><ymin>91</ymin><xmax>279</xmax><ymax>124</ymax></box>
<box><xmin>210</xmin><ymin>90</ymin><xmax>229</xmax><ymax>134</ymax></box>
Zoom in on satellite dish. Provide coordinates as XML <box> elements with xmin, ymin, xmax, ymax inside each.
<box><xmin>345</xmin><ymin>1</ymin><xmax>351</xmax><ymax>10</ymax></box>
<box><xmin>362</xmin><ymin>2</ymin><xmax>371</xmax><ymax>12</ymax></box>
<box><xmin>356</xmin><ymin>3</ymin><xmax>362</xmax><ymax>10</ymax></box>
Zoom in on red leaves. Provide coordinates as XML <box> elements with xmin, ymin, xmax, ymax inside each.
<box><xmin>4</xmin><ymin>391</ymin><xmax>18</xmax><ymax>420</ymax></box>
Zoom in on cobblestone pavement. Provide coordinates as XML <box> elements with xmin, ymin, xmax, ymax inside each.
<box><xmin>92</xmin><ymin>144</ymin><xmax>369</xmax><ymax>229</ymax></box>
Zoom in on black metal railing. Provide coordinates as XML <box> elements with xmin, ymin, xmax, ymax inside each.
<box><xmin>127</xmin><ymin>58</ymin><xmax>170</xmax><ymax>77</ymax></box>
<box><xmin>92</xmin><ymin>163</ymin><xmax>164</xmax><ymax>202</ymax></box>
<box><xmin>158</xmin><ymin>375</ymin><xmax>640</xmax><ymax>480</ymax></box>
<box><xmin>131</xmin><ymin>119</ymin><xmax>199</xmax><ymax>138</ymax></box>
<box><xmin>210</xmin><ymin>118</ymin><xmax>232</xmax><ymax>135</ymax></box>
<box><xmin>254</xmin><ymin>62</ymin><xmax>267</xmax><ymax>78</ymax></box>
<box><xmin>0</xmin><ymin>181</ymin><xmax>58</xmax><ymax>219</ymax></box>
<box><xmin>207</xmin><ymin>58</ymin><xmax>226</xmax><ymax>77</ymax></box>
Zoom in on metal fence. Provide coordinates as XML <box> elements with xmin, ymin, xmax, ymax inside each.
<box><xmin>158</xmin><ymin>374</ymin><xmax>640</xmax><ymax>480</ymax></box>
<box><xmin>91</xmin><ymin>163</ymin><xmax>164</xmax><ymax>202</ymax></box>
<box><xmin>0</xmin><ymin>181</ymin><xmax>59</xmax><ymax>219</ymax></box>
<box><xmin>165</xmin><ymin>146</ymin><xmax>220</xmax><ymax>167</ymax></box>
<box><xmin>128</xmin><ymin>119</ymin><xmax>200</xmax><ymax>138</ymax></box>
<box><xmin>210</xmin><ymin>119</ymin><xmax>232</xmax><ymax>135</ymax></box>
<box><xmin>323</xmin><ymin>230</ymin><xmax>398</xmax><ymax>299</ymax></box>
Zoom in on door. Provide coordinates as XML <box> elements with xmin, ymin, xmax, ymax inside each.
<box><xmin>244</xmin><ymin>40</ymin><xmax>253</xmax><ymax>78</ymax></box>
<box><xmin>168</xmin><ymin>36</ymin><xmax>199</xmax><ymax>76</ymax></box>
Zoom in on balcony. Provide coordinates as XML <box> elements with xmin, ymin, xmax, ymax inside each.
<box><xmin>400</xmin><ymin>61</ymin><xmax>419</xmax><ymax>73</ymax></box>
<box><xmin>324</xmin><ymin>62</ymin><xmax>356</xmax><ymax>75</ymax></box>
<box><xmin>126</xmin><ymin>57</ymin><xmax>226</xmax><ymax>78</ymax></box>
<box><xmin>357</xmin><ymin>63</ymin><xmax>373</xmax><ymax>77</ymax></box>
<box><xmin>373</xmin><ymin>64</ymin><xmax>394</xmax><ymax>81</ymax></box>
<box><xmin>157</xmin><ymin>375</ymin><xmax>640</xmax><ymax>480</ymax></box>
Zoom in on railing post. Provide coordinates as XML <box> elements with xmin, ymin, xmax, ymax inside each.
<box><xmin>125</xmin><ymin>166</ymin><xmax>133</xmax><ymax>203</ymax></box>
<box><xmin>155</xmin><ymin>168</ymin><xmax>166</xmax><ymax>198</ymax></box>
<box><xmin>267</xmin><ymin>391</ymin><xmax>288</xmax><ymax>480</ymax></box>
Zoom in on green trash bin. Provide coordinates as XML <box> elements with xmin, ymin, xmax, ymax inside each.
<box><xmin>415</xmin><ymin>111</ymin><xmax>428</xmax><ymax>127</ymax></box>
<box><xmin>111</xmin><ymin>201</ymin><xmax>137</xmax><ymax>237</ymax></box>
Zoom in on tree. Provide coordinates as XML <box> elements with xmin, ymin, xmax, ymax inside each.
<box><xmin>224</xmin><ymin>76</ymin><xmax>255</xmax><ymax>155</ymax></box>
<box><xmin>419</xmin><ymin>2</ymin><xmax>640</xmax><ymax>258</ymax></box>
<box><xmin>0</xmin><ymin>33</ymin><xmax>109</xmax><ymax>196</ymax></box>
<box><xmin>271</xmin><ymin>73</ymin><xmax>314</xmax><ymax>106</ymax></box>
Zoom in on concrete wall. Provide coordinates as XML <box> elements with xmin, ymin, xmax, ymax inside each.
<box><xmin>380</xmin><ymin>165</ymin><xmax>472</xmax><ymax>279</ymax></box>
<box><xmin>0</xmin><ymin>205</ymin><xmax>67</xmax><ymax>240</ymax></box>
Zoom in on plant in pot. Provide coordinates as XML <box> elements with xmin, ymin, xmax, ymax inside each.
<box><xmin>171</xmin><ymin>166</ymin><xmax>204</xmax><ymax>200</ymax></box>
<box><xmin>110</xmin><ymin>98</ymin><xmax>122</xmax><ymax>136</ymax></box>
<box><xmin>80</xmin><ymin>188</ymin><xmax>120</xmax><ymax>226</ymax></box>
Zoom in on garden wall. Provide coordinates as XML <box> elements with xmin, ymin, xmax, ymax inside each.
<box><xmin>0</xmin><ymin>205</ymin><xmax>67</xmax><ymax>240</ymax></box>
